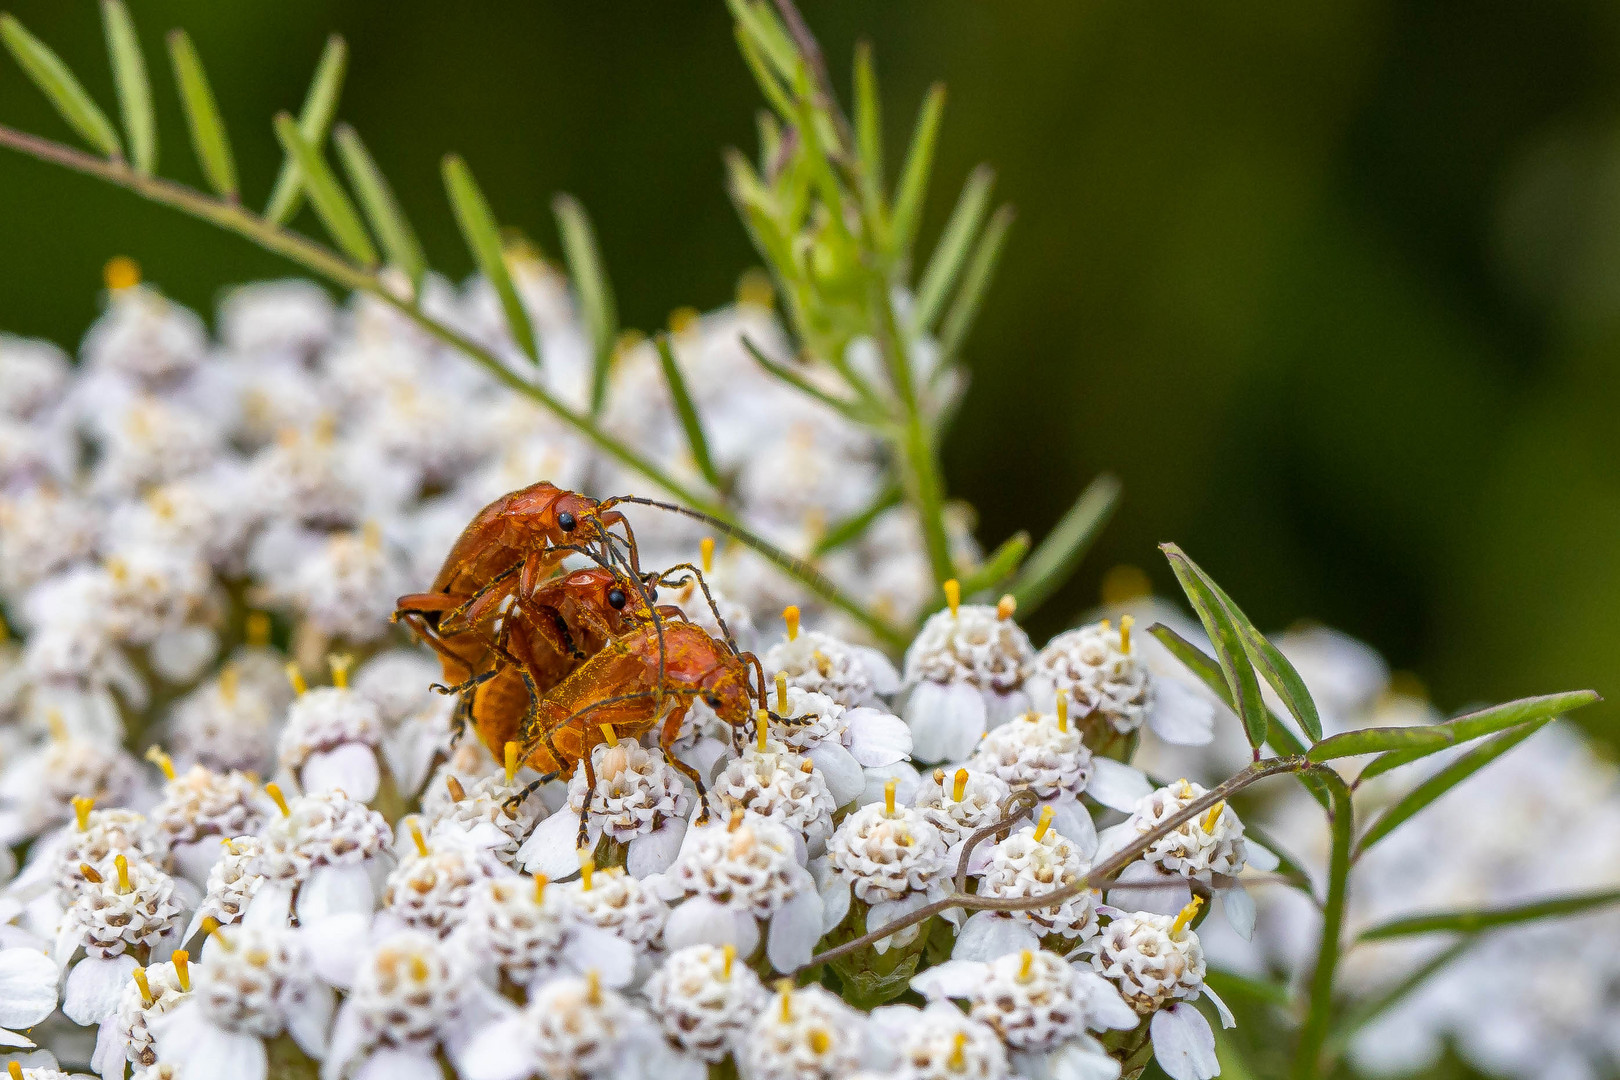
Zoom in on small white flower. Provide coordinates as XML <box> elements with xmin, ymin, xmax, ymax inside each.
<box><xmin>767</xmin><ymin>684</ymin><xmax>911</xmax><ymax>808</ymax></box>
<box><xmin>250</xmin><ymin>789</ymin><xmax>392</xmax><ymax>930</ymax></box>
<box><xmin>741</xmin><ymin>980</ymin><xmax>866</xmax><ymax>1080</ymax></box>
<box><xmin>1029</xmin><ymin>619</ymin><xmax>1214</xmax><ymax>747</ymax></box>
<box><xmin>168</xmin><ymin>666</ymin><xmax>280</xmax><ymax>776</ymax></box>
<box><xmin>185</xmin><ymin>837</ymin><xmax>264</xmax><ymax>940</ymax></box>
<box><xmin>865</xmin><ymin>1000</ymin><xmax>1009</xmax><ymax>1080</ymax></box>
<box><xmin>954</xmin><ymin>812</ymin><xmax>1101</xmax><ymax>961</ymax></box>
<box><xmin>709</xmin><ymin>737</ymin><xmax>836</xmax><ymax>855</ymax></box>
<box><xmin>825</xmin><ymin>798</ymin><xmax>949</xmax><ymax>952</ymax></box>
<box><xmin>98</xmin><ymin>955</ymin><xmax>188</xmax><ymax>1076</ymax></box>
<box><xmin>520</xmin><ymin>743</ymin><xmax>691</xmax><ymax>881</ymax></box>
<box><xmin>352</xmin><ymin>650</ymin><xmax>455</xmax><ymax>797</ymax></box>
<box><xmin>63</xmin><ymin>855</ymin><xmax>184</xmax><ymax>964</ymax></box>
<box><xmin>762</xmin><ymin>628</ymin><xmax>900</xmax><ymax>709</ymax></box>
<box><xmin>277</xmin><ymin>685</ymin><xmax>385</xmax><ymax>803</ymax></box>
<box><xmin>219</xmin><ymin>279</ymin><xmax>336</xmax><ymax>361</ymax></box>
<box><xmin>910</xmin><ymin>766</ymin><xmax>1012</xmax><ymax>870</ymax></box>
<box><xmin>384</xmin><ymin>828</ymin><xmax>512</xmax><ymax>938</ymax></box>
<box><xmin>0</xmin><ymin>487</ymin><xmax>97</xmax><ymax>598</ymax></box>
<box><xmin>0</xmin><ymin>946</ymin><xmax>59</xmax><ymax>1048</ymax></box>
<box><xmin>0</xmin><ymin>736</ymin><xmax>146</xmax><ymax>847</ymax></box>
<box><xmin>644</xmin><ymin>943</ymin><xmax>767</xmax><ymax>1062</ymax></box>
<box><xmin>561</xmin><ymin>866</ymin><xmax>669</xmax><ymax>960</ymax></box>
<box><xmin>150</xmin><ymin>765</ymin><xmax>268</xmax><ymax>885</ymax></box>
<box><xmin>420</xmin><ymin>772</ymin><xmax>539</xmax><ymax>866</ymax></box>
<box><xmin>53</xmin><ymin>807</ymin><xmax>169</xmax><ymax>909</ymax></box>
<box><xmin>282</xmin><ymin>528</ymin><xmax>410</xmax><ymax>645</ymax></box>
<box><xmin>902</xmin><ymin>601</ymin><xmax>1033</xmax><ymax>763</ymax></box>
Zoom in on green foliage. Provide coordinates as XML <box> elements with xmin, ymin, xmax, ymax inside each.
<box><xmin>442</xmin><ymin>154</ymin><xmax>539</xmax><ymax>364</ymax></box>
<box><xmin>100</xmin><ymin>0</ymin><xmax>154</xmax><ymax>174</ymax></box>
<box><xmin>1011</xmin><ymin>472</ymin><xmax>1120</xmax><ymax>612</ymax></box>
<box><xmin>167</xmin><ymin>29</ymin><xmax>235</xmax><ymax>198</ymax></box>
<box><xmin>333</xmin><ymin>123</ymin><xmax>427</xmax><ymax>288</ymax></box>
<box><xmin>1</xmin><ymin>14</ymin><xmax>121</xmax><ymax>158</ymax></box>
<box><xmin>655</xmin><ymin>333</ymin><xmax>721</xmax><ymax>489</ymax></box>
<box><xmin>553</xmin><ymin>194</ymin><xmax>618</xmax><ymax>414</ymax></box>
<box><xmin>266</xmin><ymin>35</ymin><xmax>348</xmax><ymax>226</ymax></box>
<box><xmin>273</xmin><ymin>113</ymin><xmax>375</xmax><ymax>267</ymax></box>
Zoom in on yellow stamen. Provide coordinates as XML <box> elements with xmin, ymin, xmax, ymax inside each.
<box><xmin>700</xmin><ymin>536</ymin><xmax>715</xmax><ymax>575</ymax></box>
<box><xmin>285</xmin><ymin>663</ymin><xmax>307</xmax><ymax>696</ymax></box>
<box><xmin>362</xmin><ymin>520</ymin><xmax>382</xmax><ymax>550</ymax></box>
<box><xmin>265</xmin><ymin>782</ymin><xmax>290</xmax><ymax>817</ymax></box>
<box><xmin>944</xmin><ymin>579</ymin><xmax>961</xmax><ymax>617</ymax></box>
<box><xmin>72</xmin><ymin>795</ymin><xmax>94</xmax><ymax>831</ymax></box>
<box><xmin>1172</xmin><ymin>896</ymin><xmax>1204</xmax><ymax>937</ymax></box>
<box><xmin>756</xmin><ymin>708</ymin><xmax>770</xmax><ymax>752</ymax></box>
<box><xmin>408</xmin><ymin>955</ymin><xmax>429</xmax><ymax>982</ymax></box>
<box><xmin>1017</xmin><ymin>949</ymin><xmax>1035</xmax><ymax>983</ymax></box>
<box><xmin>1100</xmin><ymin>564</ymin><xmax>1152</xmax><ymax>606</ymax></box>
<box><xmin>669</xmin><ymin>306</ymin><xmax>701</xmax><ymax>336</ymax></box>
<box><xmin>1175</xmin><ymin>778</ymin><xmax>1194</xmax><ymax>799</ymax></box>
<box><xmin>1033</xmin><ymin>805</ymin><xmax>1055</xmax><ymax>842</ymax></box>
<box><xmin>145</xmin><ymin>746</ymin><xmax>176</xmax><ymax>781</ymax></box>
<box><xmin>505</xmin><ymin>741</ymin><xmax>520</xmax><ymax>784</ymax></box>
<box><xmin>808</xmin><ymin>1029</ymin><xmax>831</xmax><ymax>1054</ymax></box>
<box><xmin>777</xmin><ymin>977</ymin><xmax>794</xmax><ymax>1021</ymax></box>
<box><xmin>533</xmin><ymin>874</ymin><xmax>548</xmax><ymax>904</ymax></box>
<box><xmin>773</xmin><ymin>672</ymin><xmax>789</xmax><ymax>716</ymax></box>
<box><xmin>579</xmin><ymin>849</ymin><xmax>595</xmax><ymax>891</ymax></box>
<box><xmin>783</xmin><ymin>605</ymin><xmax>800</xmax><ymax>641</ymax></box>
<box><xmin>1120</xmin><ymin>614</ymin><xmax>1134</xmax><ymax>654</ymax></box>
<box><xmin>722</xmin><ymin>943</ymin><xmax>735</xmax><ymax>979</ymax></box>
<box><xmin>200</xmin><ymin>916</ymin><xmax>222</xmax><ymax>939</ymax></box>
<box><xmin>1201</xmin><ymin>801</ymin><xmax>1226</xmax><ymax>834</ymax></box>
<box><xmin>800</xmin><ymin>759</ymin><xmax>814</xmax><ymax>774</ymax></box>
<box><xmin>949</xmin><ymin>1030</ymin><xmax>968</xmax><ymax>1070</ymax></box>
<box><xmin>996</xmin><ymin>594</ymin><xmax>1016</xmax><ymax>621</ymax></box>
<box><xmin>586</xmin><ymin>968</ymin><xmax>603</xmax><ymax>1005</ymax></box>
<box><xmin>115</xmin><ymin>854</ymin><xmax>131</xmax><ymax>893</ymax></box>
<box><xmin>884</xmin><ymin>777</ymin><xmax>898</xmax><ymax>816</ymax></box>
<box><xmin>219</xmin><ymin>663</ymin><xmax>239</xmax><ymax>704</ymax></box>
<box><xmin>172</xmin><ymin>950</ymin><xmax>191</xmax><ymax>991</ymax></box>
<box><xmin>952</xmin><ymin>768</ymin><xmax>969</xmax><ymax>802</ymax></box>
<box><xmin>79</xmin><ymin>863</ymin><xmax>102</xmax><ymax>884</ymax></box>
<box><xmin>8</xmin><ymin>1060</ymin><xmax>22</xmax><ymax>1080</ymax></box>
<box><xmin>1056</xmin><ymin>694</ymin><xmax>1068</xmax><ymax>732</ymax></box>
<box><xmin>728</xmin><ymin>807</ymin><xmax>745</xmax><ymax>832</ymax></box>
<box><xmin>1100</xmin><ymin>618</ymin><xmax>1111</xmax><ymax>632</ymax></box>
<box><xmin>245</xmin><ymin>611</ymin><xmax>272</xmax><ymax>648</ymax></box>
<box><xmin>104</xmin><ymin>255</ymin><xmax>140</xmax><ymax>292</ymax></box>
<box><xmin>599</xmin><ymin>723</ymin><xmax>618</xmax><ymax>748</ymax></box>
<box><xmin>445</xmin><ymin>775</ymin><xmax>465</xmax><ymax>802</ymax></box>
<box><xmin>328</xmin><ymin>653</ymin><xmax>353</xmax><ymax>689</ymax></box>
<box><xmin>409</xmin><ymin>820</ymin><xmax>429</xmax><ymax>857</ymax></box>
<box><xmin>132</xmin><ymin>966</ymin><xmax>154</xmax><ymax>1007</ymax></box>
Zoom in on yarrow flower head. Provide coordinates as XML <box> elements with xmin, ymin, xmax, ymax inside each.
<box><xmin>275</xmin><ymin>665</ymin><xmax>385</xmax><ymax>803</ymax></box>
<box><xmin>385</xmin><ymin>824</ymin><xmax>512</xmax><ymax>938</ymax></box>
<box><xmin>763</xmin><ymin>679</ymin><xmax>912</xmax><ymax>808</ymax></box>
<box><xmin>954</xmin><ymin>808</ymin><xmax>1102</xmax><ymax>961</ymax></box>
<box><xmin>520</xmin><ymin>741</ymin><xmax>691</xmax><ymax>880</ymax></box>
<box><xmin>644</xmin><ymin>943</ymin><xmax>768</xmax><ymax>1063</ymax></box>
<box><xmin>824</xmin><ymin>785</ymin><xmax>950</xmax><ymax>952</ymax></box>
<box><xmin>709</xmin><ymin>735</ymin><xmax>837</xmax><ymax>855</ymax></box>
<box><xmin>902</xmin><ymin>593</ymin><xmax>1033</xmax><ymax>764</ymax></box>
<box><xmin>741</xmin><ymin>980</ymin><xmax>866</xmax><ymax>1080</ymax></box>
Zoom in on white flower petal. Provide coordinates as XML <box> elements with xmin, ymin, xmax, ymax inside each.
<box><xmin>303</xmin><ymin>912</ymin><xmax>371</xmax><ymax>990</ymax></box>
<box><xmin>300</xmin><ymin>743</ymin><xmax>381</xmax><ymax>803</ymax></box>
<box><xmin>1150</xmin><ymin>679</ymin><xmax>1217</xmax><ymax>746</ymax></box>
<box><xmin>951</xmin><ymin>911</ymin><xmax>1040</xmax><ymax>961</ymax></box>
<box><xmin>766</xmin><ymin>888</ymin><xmax>823</xmax><ymax>972</ymax></box>
<box><xmin>517</xmin><ymin>807</ymin><xmax>586</xmax><ymax>879</ymax></box>
<box><xmin>1045</xmin><ymin>797</ymin><xmax>1098</xmax><ymax>858</ymax></box>
<box><xmin>807</xmin><ymin>744</ymin><xmax>865</xmax><ymax>807</ymax></box>
<box><xmin>844</xmin><ymin>709</ymin><xmax>912</xmax><ymax>768</ymax></box>
<box><xmin>0</xmin><ymin>947</ymin><xmax>58</xmax><ymax>1028</ymax></box>
<box><xmin>627</xmin><ymin>817</ymin><xmax>687</xmax><ymax>878</ymax></box>
<box><xmin>284</xmin><ymin>983</ymin><xmax>336</xmax><ymax>1058</ymax></box>
<box><xmin>1220</xmin><ymin>888</ymin><xmax>1255</xmax><ymax>941</ymax></box>
<box><xmin>356</xmin><ymin>1046</ymin><xmax>444</xmax><ymax>1080</ymax></box>
<box><xmin>1203</xmin><ymin>984</ymin><xmax>1236</xmax><ymax>1029</ymax></box>
<box><xmin>818</xmin><ymin>870</ymin><xmax>852</xmax><ymax>934</ymax></box>
<box><xmin>1086</xmin><ymin>758</ymin><xmax>1155</xmax><ymax>813</ymax></box>
<box><xmin>852</xmin><ymin>645</ymin><xmax>902</xmax><ymax>696</ymax></box>
<box><xmin>152</xmin><ymin>1002</ymin><xmax>270</xmax><ymax>1080</ymax></box>
<box><xmin>1073</xmin><ymin>971</ymin><xmax>1141</xmax><ymax>1030</ymax></box>
<box><xmin>663</xmin><ymin>897</ymin><xmax>759</xmax><ymax>958</ymax></box>
<box><xmin>1243</xmin><ymin>841</ymin><xmax>1280</xmax><ymax>873</ymax></box>
<box><xmin>0</xmin><ymin>1026</ymin><xmax>35</xmax><ymax>1049</ymax></box>
<box><xmin>298</xmin><ymin>864</ymin><xmax>376</xmax><ymax>924</ymax></box>
<box><xmin>1048</xmin><ymin>1033</ymin><xmax>1125</xmax><ymax>1080</ymax></box>
<box><xmin>910</xmin><ymin>959</ymin><xmax>986</xmax><ymax>1000</ymax></box>
<box><xmin>243</xmin><ymin>880</ymin><xmax>295</xmax><ymax>928</ymax></box>
<box><xmin>564</xmin><ymin>924</ymin><xmax>635</xmax><ymax>989</ymax></box>
<box><xmin>1106</xmin><ymin>861</ymin><xmax>1191</xmax><ymax>916</ymax></box>
<box><xmin>906</xmin><ymin>681</ymin><xmax>986</xmax><ymax>764</ymax></box>
<box><xmin>458</xmin><ymin>1017</ymin><xmax>535</xmax><ymax>1080</ymax></box>
<box><xmin>63</xmin><ymin>954</ymin><xmax>137</xmax><ymax>1026</ymax></box>
<box><xmin>1151</xmin><ymin>1002</ymin><xmax>1220</xmax><ymax>1080</ymax></box>
<box><xmin>984</xmin><ymin>688</ymin><xmax>1031</xmax><ymax>730</ymax></box>
<box><xmin>856</xmin><ymin>761</ymin><xmax>921</xmax><ymax>809</ymax></box>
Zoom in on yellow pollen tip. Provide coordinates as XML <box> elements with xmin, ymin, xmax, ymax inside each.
<box><xmin>586</xmin><ymin>968</ymin><xmax>602</xmax><ymax>1005</ymax></box>
<box><xmin>944</xmin><ymin>579</ymin><xmax>961</xmax><ymax>617</ymax></box>
<box><xmin>1201</xmin><ymin>802</ymin><xmax>1226</xmax><ymax>834</ymax></box>
<box><xmin>578</xmin><ymin>849</ymin><xmax>595</xmax><ymax>891</ymax></box>
<box><xmin>774</xmin><ymin>671</ymin><xmax>789</xmax><ymax>715</ymax></box>
<box><xmin>219</xmin><ymin>663</ymin><xmax>239</xmax><ymax>704</ymax></box>
<box><xmin>7</xmin><ymin>1060</ymin><xmax>21</xmax><ymax>1080</ymax></box>
<box><xmin>1172</xmin><ymin>896</ymin><xmax>1205</xmax><ymax>937</ymax></box>
<box><xmin>533</xmin><ymin>874</ymin><xmax>548</xmax><ymax>903</ymax></box>
<box><xmin>1100</xmin><ymin>618</ymin><xmax>1111</xmax><ymax>632</ymax></box>
<box><xmin>361</xmin><ymin>520</ymin><xmax>382</xmax><ymax>550</ymax></box>
<box><xmin>104</xmin><ymin>255</ymin><xmax>140</xmax><ymax>292</ymax></box>
<box><xmin>668</xmin><ymin>306</ymin><xmax>701</xmax><ymax>336</ymax></box>
<box><xmin>727</xmin><ymin>807</ymin><xmax>745</xmax><ymax>832</ymax></box>
<box><xmin>409</xmin><ymin>820</ymin><xmax>429</xmax><ymax>857</ymax></box>
<box><xmin>171</xmin><ymin>949</ymin><xmax>191</xmax><ymax>991</ymax></box>
<box><xmin>504</xmin><ymin>741</ymin><xmax>520</xmax><ymax>784</ymax></box>
<box><xmin>1056</xmin><ymin>695</ymin><xmax>1069</xmax><ymax>732</ymax></box>
<box><xmin>949</xmin><ymin>1030</ymin><xmax>968</xmax><ymax>1070</ymax></box>
<box><xmin>327</xmin><ymin>653</ymin><xmax>353</xmax><ymax>689</ymax></box>
<box><xmin>599</xmin><ymin>723</ymin><xmax>618</xmax><ymax>748</ymax></box>
<box><xmin>1017</xmin><ymin>949</ymin><xmax>1035</xmax><ymax>983</ymax></box>
<box><xmin>700</xmin><ymin>536</ymin><xmax>715</xmax><ymax>575</ymax></box>
<box><xmin>72</xmin><ymin>795</ymin><xmax>94</xmax><ymax>831</ymax></box>
<box><xmin>756</xmin><ymin>708</ymin><xmax>770</xmax><ymax>752</ymax></box>
<box><xmin>777</xmin><ymin>977</ymin><xmax>794</xmax><ymax>1021</ymax></box>
<box><xmin>408</xmin><ymin>955</ymin><xmax>429</xmax><ymax>982</ymax></box>
<box><xmin>145</xmin><ymin>746</ymin><xmax>176</xmax><ymax>781</ymax></box>
<box><xmin>446</xmin><ymin>775</ymin><xmax>465</xmax><ymax>802</ymax></box>
<box><xmin>808</xmin><ymin>1029</ymin><xmax>831</xmax><ymax>1055</ymax></box>
<box><xmin>115</xmin><ymin>854</ymin><xmax>131</xmax><ymax>893</ymax></box>
<box><xmin>1034</xmin><ymin>805</ymin><xmax>1055</xmax><ymax>842</ymax></box>
<box><xmin>265</xmin><ymin>782</ymin><xmax>290</xmax><ymax>817</ymax></box>
<box><xmin>884</xmin><ymin>777</ymin><xmax>898</xmax><ymax>816</ymax></box>
<box><xmin>284</xmin><ymin>663</ymin><xmax>307</xmax><ymax>696</ymax></box>
<box><xmin>783</xmin><ymin>605</ymin><xmax>801</xmax><ymax>641</ymax></box>
<box><xmin>200</xmin><ymin>916</ymin><xmax>222</xmax><ymax>939</ymax></box>
<box><xmin>132</xmin><ymin>966</ymin><xmax>154</xmax><ymax>1007</ymax></box>
<box><xmin>245</xmin><ymin>611</ymin><xmax>272</xmax><ymax>648</ymax></box>
<box><xmin>952</xmin><ymin>768</ymin><xmax>969</xmax><ymax>802</ymax></box>
<box><xmin>1175</xmin><ymin>778</ymin><xmax>1194</xmax><ymax>799</ymax></box>
<box><xmin>79</xmin><ymin>863</ymin><xmax>102</xmax><ymax>885</ymax></box>
<box><xmin>1120</xmin><ymin>614</ymin><xmax>1134</xmax><ymax>654</ymax></box>
<box><xmin>722</xmin><ymin>943</ymin><xmax>736</xmax><ymax>979</ymax></box>
<box><xmin>997</xmin><ymin>594</ymin><xmax>1016</xmax><ymax>621</ymax></box>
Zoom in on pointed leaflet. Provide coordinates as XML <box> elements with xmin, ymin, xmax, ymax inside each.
<box><xmin>1</xmin><ymin>15</ymin><xmax>121</xmax><ymax>158</ymax></box>
<box><xmin>1307</xmin><ymin>725</ymin><xmax>1454</xmax><ymax>762</ymax></box>
<box><xmin>939</xmin><ymin>203</ymin><xmax>1015</xmax><ymax>362</ymax></box>
<box><xmin>1357</xmin><ymin>888</ymin><xmax>1620</xmax><ymax>941</ymax></box>
<box><xmin>913</xmin><ymin>164</ymin><xmax>994</xmax><ymax>332</ymax></box>
<box><xmin>553</xmin><ymin>194</ymin><xmax>619</xmax><ymax>415</ymax></box>
<box><xmin>100</xmin><ymin>0</ymin><xmax>154</xmax><ymax>174</ymax></box>
<box><xmin>442</xmin><ymin>154</ymin><xmax>539</xmax><ymax>365</ymax></box>
<box><xmin>1357</xmin><ymin>689</ymin><xmax>1599</xmax><ymax>782</ymax></box>
<box><xmin>266</xmin><ymin>35</ymin><xmax>348</xmax><ymax>226</ymax></box>
<box><xmin>167</xmin><ymin>30</ymin><xmax>236</xmax><ymax>198</ymax></box>
<box><xmin>889</xmin><ymin>84</ymin><xmax>946</xmax><ymax>260</ymax></box>
<box><xmin>1009</xmin><ymin>473</ymin><xmax>1120</xmax><ymax>614</ymax></box>
<box><xmin>272</xmin><ymin>114</ymin><xmax>375</xmax><ymax>267</ymax></box>
<box><xmin>334</xmin><ymin>124</ymin><xmax>426</xmax><ymax>288</ymax></box>
<box><xmin>1160</xmin><ymin>544</ymin><xmax>1269</xmax><ymax>751</ymax></box>
<box><xmin>852</xmin><ymin>40</ymin><xmax>885</xmax><ymax>236</ymax></box>
<box><xmin>739</xmin><ymin>334</ymin><xmax>869</xmax><ymax>424</ymax></box>
<box><xmin>813</xmin><ymin>486</ymin><xmax>902</xmax><ymax>556</ymax></box>
<box><xmin>654</xmin><ymin>334</ymin><xmax>721</xmax><ymax>489</ymax></box>
<box><xmin>1355</xmin><ymin>717</ymin><xmax>1554</xmax><ymax>856</ymax></box>
<box><xmin>958</xmin><ymin>532</ymin><xmax>1030</xmax><ymax>599</ymax></box>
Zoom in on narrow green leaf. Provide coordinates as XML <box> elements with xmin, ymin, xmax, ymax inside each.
<box><xmin>852</xmin><ymin>40</ymin><xmax>885</xmax><ymax>229</ymax></box>
<box><xmin>1200</xmin><ymin>574</ymin><xmax>1324</xmax><ymax>743</ymax></box>
<box><xmin>655</xmin><ymin>334</ymin><xmax>721</xmax><ymax>490</ymax></box>
<box><xmin>100</xmin><ymin>0</ymin><xmax>154</xmax><ymax>174</ymax></box>
<box><xmin>959</xmin><ymin>532</ymin><xmax>1031</xmax><ymax>599</ymax></box>
<box><xmin>1239</xmin><ymin>823</ymin><xmax>1316</xmax><ymax>893</ymax></box>
<box><xmin>1</xmin><ymin>14</ymin><xmax>121</xmax><ymax>158</ymax></box>
<box><xmin>1358</xmin><ymin>689</ymin><xmax>1600</xmax><ymax>782</ymax></box>
<box><xmin>265</xmin><ymin>35</ymin><xmax>348</xmax><ymax>226</ymax></box>
<box><xmin>273</xmin><ymin>113</ymin><xmax>375</xmax><ymax>267</ymax></box>
<box><xmin>889</xmin><ymin>84</ymin><xmax>946</xmax><ymax>259</ymax></box>
<box><xmin>553</xmin><ymin>194</ymin><xmax>619</xmax><ymax>415</ymax></box>
<box><xmin>1326</xmin><ymin>940</ymin><xmax>1473</xmax><ymax>1056</ymax></box>
<box><xmin>740</xmin><ymin>335</ymin><xmax>869</xmax><ymax>423</ymax></box>
<box><xmin>814</xmin><ymin>486</ymin><xmax>903</xmax><ymax>556</ymax></box>
<box><xmin>167</xmin><ymin>29</ymin><xmax>236</xmax><ymax>198</ymax></box>
<box><xmin>1358</xmin><ymin>889</ymin><xmax>1620</xmax><ymax>941</ymax></box>
<box><xmin>1204</xmin><ymin>966</ymin><xmax>1291</xmax><ymax>1009</ymax></box>
<box><xmin>1308</xmin><ymin>725</ymin><xmax>1454</xmax><ymax>762</ymax></box>
<box><xmin>733</xmin><ymin>24</ymin><xmax>795</xmax><ymax>122</ymax></box>
<box><xmin>939</xmin><ymin>203</ymin><xmax>1014</xmax><ymax>361</ymax></box>
<box><xmin>333</xmin><ymin>124</ymin><xmax>427</xmax><ymax>288</ymax></box>
<box><xmin>442</xmin><ymin>154</ymin><xmax>539</xmax><ymax>365</ymax></box>
<box><xmin>1355</xmin><ymin>717</ymin><xmax>1554</xmax><ymax>856</ymax></box>
<box><xmin>1009</xmin><ymin>472</ymin><xmax>1120</xmax><ymax>614</ymax></box>
<box><xmin>1161</xmin><ymin>544</ymin><xmax>1271</xmax><ymax>750</ymax></box>
<box><xmin>725</xmin><ymin>0</ymin><xmax>798</xmax><ymax>81</ymax></box>
<box><xmin>913</xmin><ymin>165</ymin><xmax>994</xmax><ymax>331</ymax></box>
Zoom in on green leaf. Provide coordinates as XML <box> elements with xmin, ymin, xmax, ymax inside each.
<box><xmin>1204</xmin><ymin>966</ymin><xmax>1291</xmax><ymax>1009</ymax></box>
<box><xmin>1160</xmin><ymin>544</ymin><xmax>1268</xmax><ymax>750</ymax></box>
<box><xmin>1294</xmin><ymin>766</ymin><xmax>1354</xmax><ymax>1080</ymax></box>
<box><xmin>889</xmin><ymin>83</ymin><xmax>946</xmax><ymax>259</ymax></box>
<box><xmin>333</xmin><ymin>124</ymin><xmax>427</xmax><ymax>288</ymax></box>
<box><xmin>732</xmin><ymin>24</ymin><xmax>795</xmax><ymax>123</ymax></box>
<box><xmin>725</xmin><ymin>0</ymin><xmax>798</xmax><ymax>81</ymax></box>
<box><xmin>100</xmin><ymin>0</ymin><xmax>154</xmax><ymax>174</ymax></box>
<box><xmin>1239</xmin><ymin>823</ymin><xmax>1316</xmax><ymax>892</ymax></box>
<box><xmin>959</xmin><ymin>532</ymin><xmax>1031</xmax><ymax>600</ymax></box>
<box><xmin>1307</xmin><ymin>725</ymin><xmax>1455</xmax><ymax>762</ymax></box>
<box><xmin>1326</xmin><ymin>940</ymin><xmax>1473</xmax><ymax>1056</ymax></box>
<box><xmin>913</xmin><ymin>165</ymin><xmax>994</xmax><ymax>331</ymax></box>
<box><xmin>442</xmin><ymin>154</ymin><xmax>539</xmax><ymax>365</ymax></box>
<box><xmin>1358</xmin><ymin>689</ymin><xmax>1600</xmax><ymax>782</ymax></box>
<box><xmin>654</xmin><ymin>334</ymin><xmax>721</xmax><ymax>490</ymax></box>
<box><xmin>938</xmin><ymin>203</ymin><xmax>1015</xmax><ymax>362</ymax></box>
<box><xmin>1009</xmin><ymin>472</ymin><xmax>1120</xmax><ymax>614</ymax></box>
<box><xmin>167</xmin><ymin>29</ymin><xmax>236</xmax><ymax>198</ymax></box>
<box><xmin>1</xmin><ymin>14</ymin><xmax>121</xmax><ymax>158</ymax></box>
<box><xmin>553</xmin><ymin>194</ymin><xmax>619</xmax><ymax>415</ymax></box>
<box><xmin>1357</xmin><ymin>888</ymin><xmax>1620</xmax><ymax>941</ymax></box>
<box><xmin>272</xmin><ymin>113</ymin><xmax>375</xmax><ymax>267</ymax></box>
<box><xmin>740</xmin><ymin>334</ymin><xmax>870</xmax><ymax>423</ymax></box>
<box><xmin>1199</xmin><ymin>574</ymin><xmax>1324</xmax><ymax>743</ymax></box>
<box><xmin>1355</xmin><ymin>717</ymin><xmax>1554</xmax><ymax>856</ymax></box>
<box><xmin>813</xmin><ymin>486</ymin><xmax>902</xmax><ymax>556</ymax></box>
<box><xmin>852</xmin><ymin>40</ymin><xmax>885</xmax><ymax>231</ymax></box>
<box><xmin>265</xmin><ymin>35</ymin><xmax>348</xmax><ymax>226</ymax></box>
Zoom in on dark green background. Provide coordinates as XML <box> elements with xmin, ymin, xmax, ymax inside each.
<box><xmin>1</xmin><ymin>2</ymin><xmax>1617</xmax><ymax>729</ymax></box>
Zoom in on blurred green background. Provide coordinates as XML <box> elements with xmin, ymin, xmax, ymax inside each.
<box><xmin>1</xmin><ymin>2</ymin><xmax>1616</xmax><ymax>731</ymax></box>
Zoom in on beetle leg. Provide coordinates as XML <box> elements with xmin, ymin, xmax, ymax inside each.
<box><xmin>577</xmin><ymin>750</ymin><xmax>598</xmax><ymax>850</ymax></box>
<box><xmin>656</xmin><ymin>562</ymin><xmax>740</xmax><ymax>656</ymax></box>
<box><xmin>501</xmin><ymin>773</ymin><xmax>559</xmax><ymax>814</ymax></box>
<box><xmin>659</xmin><ymin>705</ymin><xmax>712</xmax><ymax>827</ymax></box>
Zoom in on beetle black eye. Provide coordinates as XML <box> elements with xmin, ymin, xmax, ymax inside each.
<box><xmin>557</xmin><ymin>511</ymin><xmax>577</xmax><ymax>532</ymax></box>
<box><xmin>607</xmin><ymin>588</ymin><xmax>626</xmax><ymax>610</ymax></box>
<box><xmin>705</xmin><ymin>694</ymin><xmax>721</xmax><ymax>708</ymax></box>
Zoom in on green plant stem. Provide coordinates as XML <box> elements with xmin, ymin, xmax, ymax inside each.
<box><xmin>1292</xmin><ymin>766</ymin><xmax>1354</xmax><ymax>1080</ymax></box>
